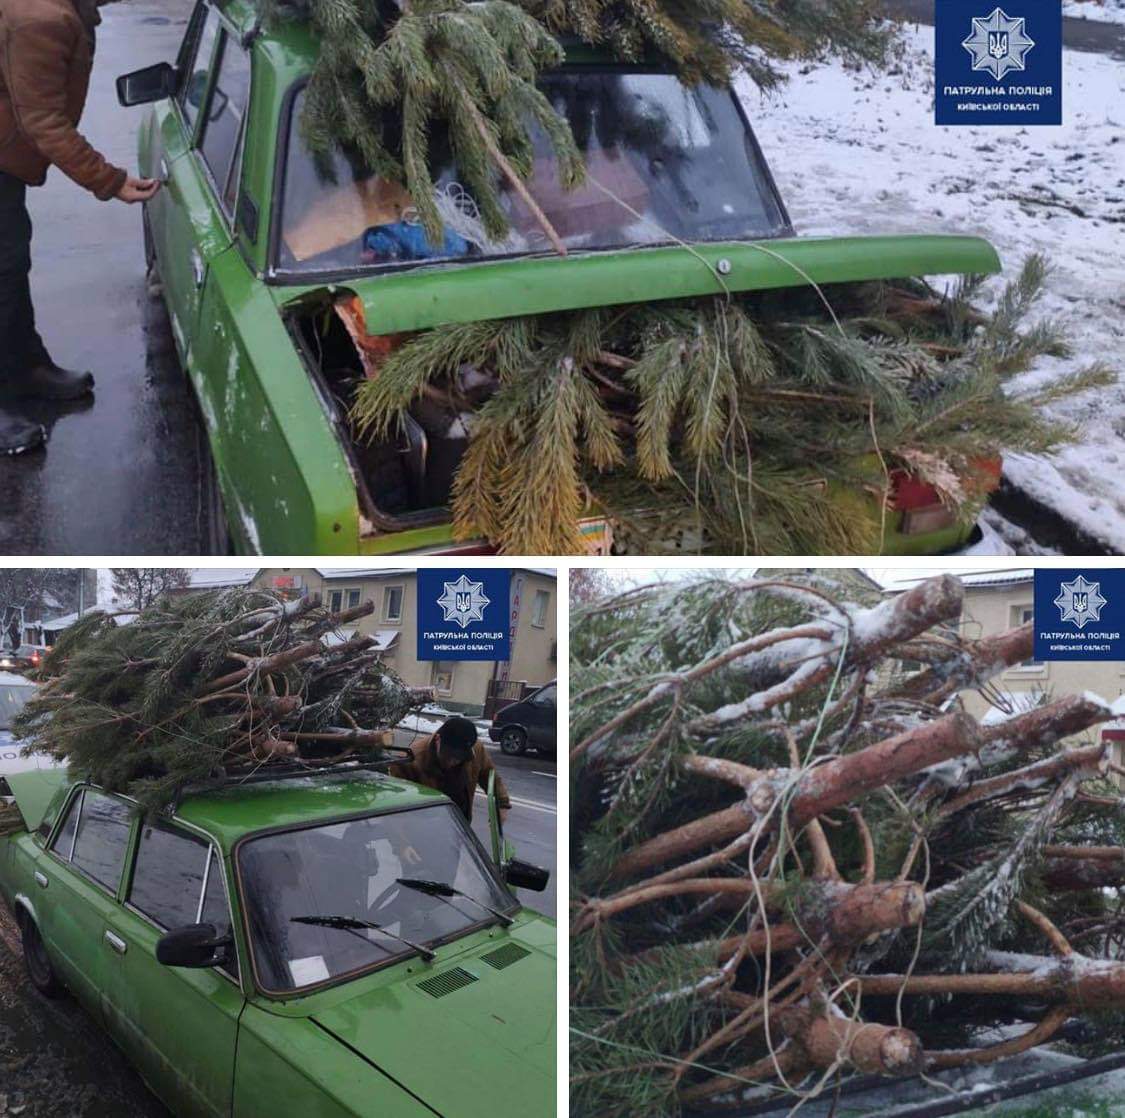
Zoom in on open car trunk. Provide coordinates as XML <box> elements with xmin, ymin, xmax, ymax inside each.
<box><xmin>281</xmin><ymin>233</ymin><xmax>1004</xmax><ymax>550</ymax></box>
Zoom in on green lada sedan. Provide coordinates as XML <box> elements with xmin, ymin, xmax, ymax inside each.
<box><xmin>0</xmin><ymin>768</ymin><xmax>555</xmax><ymax>1118</ymax></box>
<box><xmin>118</xmin><ymin>0</ymin><xmax>1002</xmax><ymax>556</ymax></box>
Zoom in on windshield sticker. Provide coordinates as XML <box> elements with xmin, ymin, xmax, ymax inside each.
<box><xmin>288</xmin><ymin>955</ymin><xmax>331</xmax><ymax>986</ymax></box>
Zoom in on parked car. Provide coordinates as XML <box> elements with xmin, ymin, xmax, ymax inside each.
<box><xmin>118</xmin><ymin>0</ymin><xmax>1001</xmax><ymax>556</ymax></box>
<box><xmin>490</xmin><ymin>682</ymin><xmax>557</xmax><ymax>758</ymax></box>
<box><xmin>0</xmin><ymin>766</ymin><xmax>554</xmax><ymax>1117</ymax></box>
<box><xmin>0</xmin><ymin>645</ymin><xmax>44</xmax><ymax>674</ymax></box>
<box><xmin>0</xmin><ymin>674</ymin><xmax>56</xmax><ymax>802</ymax></box>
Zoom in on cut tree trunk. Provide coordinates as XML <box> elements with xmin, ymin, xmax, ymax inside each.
<box><xmin>778</xmin><ymin>1007</ymin><xmax>925</xmax><ymax>1075</ymax></box>
<box><xmin>856</xmin><ymin>953</ymin><xmax>1125</xmax><ymax>1009</ymax></box>
<box><xmin>611</xmin><ymin>713</ymin><xmax>980</xmax><ymax>880</ymax></box>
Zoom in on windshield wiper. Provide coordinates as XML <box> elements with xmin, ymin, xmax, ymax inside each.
<box><xmin>396</xmin><ymin>877</ymin><xmax>514</xmax><ymax>927</ymax></box>
<box><xmin>291</xmin><ymin>914</ymin><xmax>436</xmax><ymax>961</ymax></box>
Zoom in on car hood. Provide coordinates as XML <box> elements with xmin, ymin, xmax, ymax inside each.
<box><xmin>311</xmin><ymin>919</ymin><xmax>555</xmax><ymax>1116</ymax></box>
<box><xmin>280</xmin><ymin>233</ymin><xmax>1002</xmax><ymax>336</ymax></box>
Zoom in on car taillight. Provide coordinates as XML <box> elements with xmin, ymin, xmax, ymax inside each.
<box><xmin>890</xmin><ymin>456</ymin><xmax>1003</xmax><ymax>536</ymax></box>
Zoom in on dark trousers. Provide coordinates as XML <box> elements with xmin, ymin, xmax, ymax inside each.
<box><xmin>0</xmin><ymin>170</ymin><xmax>50</xmax><ymax>384</ymax></box>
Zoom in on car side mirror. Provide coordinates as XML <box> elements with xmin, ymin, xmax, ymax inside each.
<box><xmin>117</xmin><ymin>62</ymin><xmax>177</xmax><ymax>107</ymax></box>
<box><xmin>156</xmin><ymin>923</ymin><xmax>232</xmax><ymax>969</ymax></box>
<box><xmin>505</xmin><ymin>858</ymin><xmax>550</xmax><ymax>893</ymax></box>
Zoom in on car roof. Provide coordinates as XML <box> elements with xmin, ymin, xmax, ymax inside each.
<box><xmin>175</xmin><ymin>770</ymin><xmax>448</xmax><ymax>852</ymax></box>
<box><xmin>27</xmin><ymin>769</ymin><xmax>446</xmax><ymax>854</ymax></box>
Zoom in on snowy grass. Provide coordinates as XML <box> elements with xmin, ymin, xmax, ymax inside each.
<box><xmin>737</xmin><ymin>28</ymin><xmax>1125</xmax><ymax>551</ymax></box>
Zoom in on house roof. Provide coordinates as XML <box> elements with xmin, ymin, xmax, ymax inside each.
<box><xmin>314</xmin><ymin>568</ymin><xmax>556</xmax><ymax>582</ymax></box>
<box><xmin>188</xmin><ymin>569</ymin><xmax>261</xmax><ymax>589</ymax></box>
<box><xmin>885</xmin><ymin>568</ymin><xmax>1033</xmax><ymax>591</ymax></box>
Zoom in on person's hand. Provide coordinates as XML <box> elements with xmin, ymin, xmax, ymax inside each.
<box><xmin>116</xmin><ymin>175</ymin><xmax>161</xmax><ymax>204</ymax></box>
<box><xmin>402</xmin><ymin>845</ymin><xmax>423</xmax><ymax>867</ymax></box>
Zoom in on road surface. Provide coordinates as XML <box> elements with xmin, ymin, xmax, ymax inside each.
<box><xmin>0</xmin><ymin>0</ymin><xmax>206</xmax><ymax>556</ymax></box>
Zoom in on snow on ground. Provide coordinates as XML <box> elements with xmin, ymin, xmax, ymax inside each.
<box><xmin>738</xmin><ymin>29</ymin><xmax>1125</xmax><ymax>552</ymax></box>
<box><xmin>1063</xmin><ymin>0</ymin><xmax>1125</xmax><ymax>24</ymax></box>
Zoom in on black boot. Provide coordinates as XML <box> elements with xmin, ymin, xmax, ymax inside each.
<box><xmin>13</xmin><ymin>362</ymin><xmax>95</xmax><ymax>401</ymax></box>
<box><xmin>0</xmin><ymin>409</ymin><xmax>46</xmax><ymax>455</ymax></box>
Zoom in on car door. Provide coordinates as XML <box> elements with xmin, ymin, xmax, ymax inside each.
<box><xmin>526</xmin><ymin>684</ymin><xmax>557</xmax><ymax>749</ymax></box>
<box><xmin>35</xmin><ymin>787</ymin><xmax>134</xmax><ymax>1017</ymax></box>
<box><xmin>158</xmin><ymin>7</ymin><xmax>245</xmax><ymax>364</ymax></box>
<box><xmin>102</xmin><ymin>820</ymin><xmax>243</xmax><ymax>1118</ymax></box>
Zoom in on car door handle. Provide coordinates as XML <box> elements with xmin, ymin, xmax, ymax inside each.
<box><xmin>159</xmin><ymin>156</ymin><xmax>170</xmax><ymax>182</ymax></box>
<box><xmin>34</xmin><ymin>871</ymin><xmax>48</xmax><ymax>889</ymax></box>
<box><xmin>104</xmin><ymin>931</ymin><xmax>128</xmax><ymax>956</ymax></box>
<box><xmin>191</xmin><ymin>250</ymin><xmax>205</xmax><ymax>289</ymax></box>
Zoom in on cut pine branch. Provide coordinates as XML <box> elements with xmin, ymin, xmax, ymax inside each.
<box><xmin>610</xmin><ymin>713</ymin><xmax>980</xmax><ymax>880</ymax></box>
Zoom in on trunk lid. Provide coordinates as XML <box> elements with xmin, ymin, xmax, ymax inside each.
<box><xmin>276</xmin><ymin>233</ymin><xmax>1001</xmax><ymax>335</ymax></box>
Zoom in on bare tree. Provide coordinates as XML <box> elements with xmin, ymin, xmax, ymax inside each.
<box><xmin>110</xmin><ymin>569</ymin><xmax>192</xmax><ymax>611</ymax></box>
<box><xmin>0</xmin><ymin>569</ymin><xmax>93</xmax><ymax>649</ymax></box>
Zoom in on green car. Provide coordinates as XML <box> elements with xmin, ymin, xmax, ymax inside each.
<box><xmin>0</xmin><ymin>767</ymin><xmax>555</xmax><ymax>1118</ymax></box>
<box><xmin>118</xmin><ymin>0</ymin><xmax>1002</xmax><ymax>556</ymax></box>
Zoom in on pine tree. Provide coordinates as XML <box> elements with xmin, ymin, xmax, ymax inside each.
<box><xmin>351</xmin><ymin>257</ymin><xmax>1113</xmax><ymax>555</ymax></box>
<box><xmin>11</xmin><ymin>589</ymin><xmax>428</xmax><ymax>811</ymax></box>
<box><xmin>570</xmin><ymin>572</ymin><xmax>1125</xmax><ymax>1116</ymax></box>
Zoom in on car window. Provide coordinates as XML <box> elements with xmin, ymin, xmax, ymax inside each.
<box><xmin>278</xmin><ymin>72</ymin><xmax>789</xmax><ymax>274</ymax></box>
<box><xmin>129</xmin><ymin>824</ymin><xmax>209</xmax><ymax>930</ymax></box>
<box><xmin>200</xmin><ymin>857</ymin><xmax>239</xmax><ymax>980</ymax></box>
<box><xmin>238</xmin><ymin>804</ymin><xmax>514</xmax><ymax>993</ymax></box>
<box><xmin>179</xmin><ymin>6</ymin><xmax>220</xmax><ymax>134</ymax></box>
<box><xmin>531</xmin><ymin>684</ymin><xmax>556</xmax><ymax>707</ymax></box>
<box><xmin>199</xmin><ymin>32</ymin><xmax>252</xmax><ymax>212</ymax></box>
<box><xmin>70</xmin><ymin>791</ymin><xmax>132</xmax><ymax>893</ymax></box>
<box><xmin>51</xmin><ymin>789</ymin><xmax>82</xmax><ymax>859</ymax></box>
<box><xmin>0</xmin><ymin>679</ymin><xmax>34</xmax><ymax>730</ymax></box>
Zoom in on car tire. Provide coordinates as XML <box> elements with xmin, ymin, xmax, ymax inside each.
<box><xmin>500</xmin><ymin>727</ymin><xmax>528</xmax><ymax>756</ymax></box>
<box><xmin>20</xmin><ymin>913</ymin><xmax>64</xmax><ymax>999</ymax></box>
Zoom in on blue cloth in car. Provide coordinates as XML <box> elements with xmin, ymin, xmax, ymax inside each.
<box><xmin>363</xmin><ymin>221</ymin><xmax>469</xmax><ymax>262</ymax></box>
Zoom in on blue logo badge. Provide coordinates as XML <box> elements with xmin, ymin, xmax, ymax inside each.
<box><xmin>1033</xmin><ymin>569</ymin><xmax>1125</xmax><ymax>661</ymax></box>
<box><xmin>418</xmin><ymin>569</ymin><xmax>511</xmax><ymax>662</ymax></box>
<box><xmin>936</xmin><ymin>0</ymin><xmax>1061</xmax><ymax>125</ymax></box>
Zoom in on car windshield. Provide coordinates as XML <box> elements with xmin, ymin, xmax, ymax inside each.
<box><xmin>278</xmin><ymin>70</ymin><xmax>788</xmax><ymax>274</ymax></box>
<box><xmin>0</xmin><ymin>680</ymin><xmax>34</xmax><ymax>731</ymax></box>
<box><xmin>237</xmin><ymin>803</ymin><xmax>515</xmax><ymax>993</ymax></box>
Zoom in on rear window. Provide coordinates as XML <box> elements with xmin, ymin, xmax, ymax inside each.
<box><xmin>278</xmin><ymin>70</ymin><xmax>788</xmax><ymax>275</ymax></box>
<box><xmin>53</xmin><ymin>790</ymin><xmax>132</xmax><ymax>893</ymax></box>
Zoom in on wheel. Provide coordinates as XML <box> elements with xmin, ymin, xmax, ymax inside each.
<box><xmin>20</xmin><ymin>913</ymin><xmax>64</xmax><ymax>998</ymax></box>
<box><xmin>500</xmin><ymin>727</ymin><xmax>528</xmax><ymax>756</ymax></box>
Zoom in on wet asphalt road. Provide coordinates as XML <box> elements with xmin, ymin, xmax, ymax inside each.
<box><xmin>0</xmin><ymin>0</ymin><xmax>206</xmax><ymax>557</ymax></box>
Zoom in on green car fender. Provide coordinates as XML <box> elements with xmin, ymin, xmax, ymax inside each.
<box><xmin>234</xmin><ymin>1005</ymin><xmax>440</xmax><ymax>1117</ymax></box>
<box><xmin>190</xmin><ymin>248</ymin><xmax>361</xmax><ymax>554</ymax></box>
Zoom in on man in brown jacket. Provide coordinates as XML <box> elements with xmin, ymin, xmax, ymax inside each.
<box><xmin>391</xmin><ymin>716</ymin><xmax>512</xmax><ymax>826</ymax></box>
<box><xmin>0</xmin><ymin>0</ymin><xmax>159</xmax><ymax>454</ymax></box>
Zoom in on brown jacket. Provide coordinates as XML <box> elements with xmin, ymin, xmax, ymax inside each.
<box><xmin>0</xmin><ymin>0</ymin><xmax>126</xmax><ymax>199</ymax></box>
<box><xmin>390</xmin><ymin>735</ymin><xmax>512</xmax><ymax>822</ymax></box>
